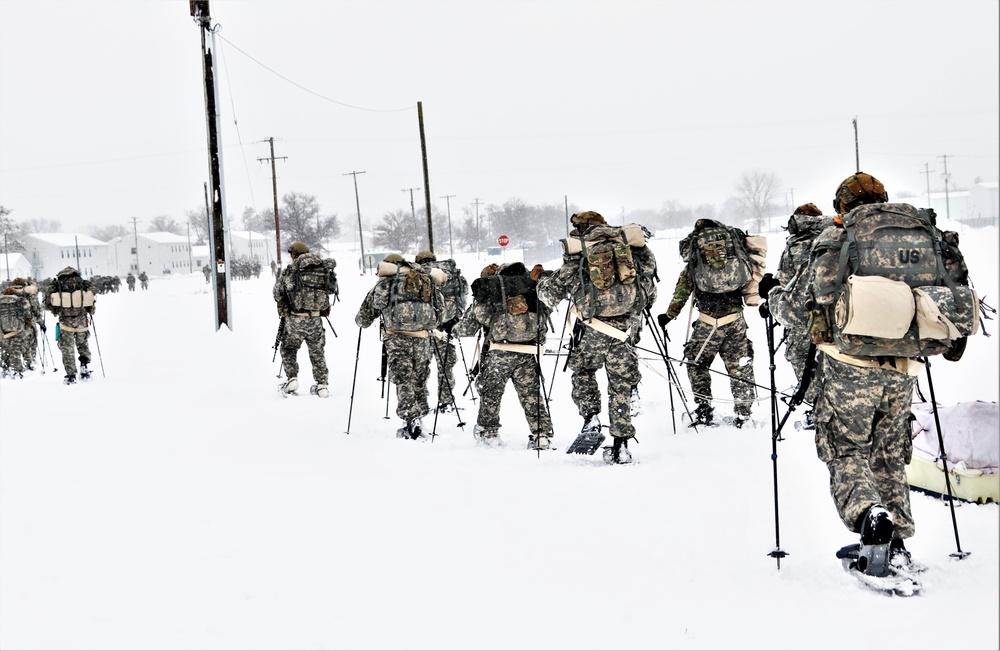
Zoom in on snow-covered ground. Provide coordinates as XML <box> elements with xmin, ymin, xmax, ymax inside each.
<box><xmin>1</xmin><ymin>227</ymin><xmax>997</xmax><ymax>650</ymax></box>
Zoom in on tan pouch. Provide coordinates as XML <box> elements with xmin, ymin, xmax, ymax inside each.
<box><xmin>914</xmin><ymin>286</ymin><xmax>979</xmax><ymax>340</ymax></box>
<box><xmin>838</xmin><ymin>275</ymin><xmax>914</xmax><ymax>339</ymax></box>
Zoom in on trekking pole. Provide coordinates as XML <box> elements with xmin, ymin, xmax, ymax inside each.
<box><xmin>431</xmin><ymin>335</ymin><xmax>466</xmax><ymax>432</ymax></box>
<box><xmin>549</xmin><ymin>306</ymin><xmax>570</xmax><ymax>398</ymax></box>
<box><xmin>345</xmin><ymin>327</ymin><xmax>363</xmax><ymax>435</ymax></box>
<box><xmin>272</xmin><ymin>316</ymin><xmax>285</xmax><ymax>362</ymax></box>
<box><xmin>88</xmin><ymin>315</ymin><xmax>106</xmax><ymax>378</ymax></box>
<box><xmin>643</xmin><ymin>309</ymin><xmax>678</xmax><ymax>433</ymax></box>
<box><xmin>455</xmin><ymin>336</ymin><xmax>477</xmax><ymax>402</ymax></box>
<box><xmin>922</xmin><ymin>357</ymin><xmax>970</xmax><ymax>560</ymax></box>
<box><xmin>642</xmin><ymin>309</ymin><xmax>696</xmax><ymax>433</ymax></box>
<box><xmin>761</xmin><ymin>303</ymin><xmax>788</xmax><ymax>569</ymax></box>
<box><xmin>323</xmin><ymin>316</ymin><xmax>338</xmax><ymax>338</ymax></box>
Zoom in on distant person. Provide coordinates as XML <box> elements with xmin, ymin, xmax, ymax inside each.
<box><xmin>414</xmin><ymin>250</ymin><xmax>469</xmax><ymax>413</ymax></box>
<box><xmin>355</xmin><ymin>253</ymin><xmax>445</xmax><ymax>439</ymax></box>
<box><xmin>451</xmin><ymin>262</ymin><xmax>555</xmax><ymax>450</ymax></box>
<box><xmin>536</xmin><ymin>211</ymin><xmax>658</xmax><ymax>464</ymax></box>
<box><xmin>45</xmin><ymin>266</ymin><xmax>96</xmax><ymax>384</ymax></box>
<box><xmin>657</xmin><ymin>218</ymin><xmax>764</xmax><ymax>428</ymax></box>
<box><xmin>138</xmin><ymin>271</ymin><xmax>149</xmax><ymax>290</ymax></box>
<box><xmin>273</xmin><ymin>242</ymin><xmax>338</xmax><ymax>397</ymax></box>
<box><xmin>126</xmin><ymin>273</ymin><xmax>136</xmax><ymax>292</ymax></box>
<box><xmin>202</xmin><ymin>264</ymin><xmax>211</xmax><ymax>284</ymax></box>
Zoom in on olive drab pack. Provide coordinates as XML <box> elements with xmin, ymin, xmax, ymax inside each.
<box><xmin>287</xmin><ymin>254</ymin><xmax>338</xmax><ymax>313</ymax></box>
<box><xmin>471</xmin><ymin>263</ymin><xmax>546</xmax><ymax>343</ymax></box>
<box><xmin>373</xmin><ymin>261</ymin><xmax>442</xmax><ymax>331</ymax></box>
<box><xmin>813</xmin><ymin>203</ymin><xmax>977</xmax><ymax>358</ymax></box>
<box><xmin>561</xmin><ymin>224</ymin><xmax>645</xmax><ymax>319</ymax></box>
<box><xmin>0</xmin><ymin>293</ymin><xmax>27</xmax><ymax>334</ymax></box>
<box><xmin>769</xmin><ymin>215</ymin><xmax>833</xmax><ymax>331</ymax></box>
<box><xmin>48</xmin><ymin>275</ymin><xmax>95</xmax><ymax>314</ymax></box>
<box><xmin>681</xmin><ymin>220</ymin><xmax>758</xmax><ymax>295</ymax></box>
<box><xmin>424</xmin><ymin>259</ymin><xmax>468</xmax><ymax>319</ymax></box>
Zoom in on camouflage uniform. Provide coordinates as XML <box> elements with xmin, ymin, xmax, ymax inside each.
<box><xmin>139</xmin><ymin>272</ymin><xmax>149</xmax><ymax>290</ymax></box>
<box><xmin>20</xmin><ymin>281</ymin><xmax>43</xmax><ymax>367</ymax></box>
<box><xmin>126</xmin><ymin>273</ymin><xmax>136</xmax><ymax>291</ymax></box>
<box><xmin>664</xmin><ymin>267</ymin><xmax>756</xmax><ymax>420</ymax></box>
<box><xmin>808</xmin><ymin>200</ymin><xmax>970</xmax><ymax>542</ymax></box>
<box><xmin>355</xmin><ymin>261</ymin><xmax>445</xmax><ymax>426</ymax></box>
<box><xmin>421</xmin><ymin>257</ymin><xmax>469</xmax><ymax>408</ymax></box>
<box><xmin>0</xmin><ymin>288</ymin><xmax>30</xmax><ymax>376</ymax></box>
<box><xmin>273</xmin><ymin>251</ymin><xmax>332</xmax><ymax>389</ymax></box>
<box><xmin>45</xmin><ymin>268</ymin><xmax>95</xmax><ymax>381</ymax></box>
<box><xmin>452</xmin><ymin>263</ymin><xmax>553</xmax><ymax>446</ymax></box>
<box><xmin>537</xmin><ymin>220</ymin><xmax>658</xmax><ymax>442</ymax></box>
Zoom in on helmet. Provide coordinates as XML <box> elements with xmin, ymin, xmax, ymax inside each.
<box><xmin>57</xmin><ymin>266</ymin><xmax>79</xmax><ymax>278</ymax></box>
<box><xmin>10</xmin><ymin>277</ymin><xmax>27</xmax><ymax>287</ymax></box>
<box><xmin>570</xmin><ymin>211</ymin><xmax>606</xmax><ymax>227</ymax></box>
<box><xmin>793</xmin><ymin>203</ymin><xmax>822</xmax><ymax>217</ymax></box>
<box><xmin>287</xmin><ymin>241</ymin><xmax>309</xmax><ymax>256</ymax></box>
<box><xmin>415</xmin><ymin>250</ymin><xmax>436</xmax><ymax>263</ymax></box>
<box><xmin>382</xmin><ymin>253</ymin><xmax>405</xmax><ymax>264</ymax></box>
<box><xmin>833</xmin><ymin>172</ymin><xmax>887</xmax><ymax>214</ymax></box>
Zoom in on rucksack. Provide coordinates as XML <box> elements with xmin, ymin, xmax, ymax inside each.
<box><xmin>471</xmin><ymin>263</ymin><xmax>546</xmax><ymax>343</ymax></box>
<box><xmin>288</xmin><ymin>254</ymin><xmax>338</xmax><ymax>313</ymax></box>
<box><xmin>425</xmin><ymin>259</ymin><xmax>468</xmax><ymax>318</ymax></box>
<box><xmin>373</xmin><ymin>261</ymin><xmax>443</xmax><ymax>331</ymax></box>
<box><xmin>561</xmin><ymin>224</ymin><xmax>646</xmax><ymax>319</ymax></box>
<box><xmin>769</xmin><ymin>216</ymin><xmax>833</xmax><ymax>331</ymax></box>
<box><xmin>48</xmin><ymin>275</ymin><xmax>95</xmax><ymax>314</ymax></box>
<box><xmin>681</xmin><ymin>220</ymin><xmax>760</xmax><ymax>296</ymax></box>
<box><xmin>812</xmin><ymin>203</ymin><xmax>976</xmax><ymax>358</ymax></box>
<box><xmin>0</xmin><ymin>293</ymin><xmax>26</xmax><ymax>334</ymax></box>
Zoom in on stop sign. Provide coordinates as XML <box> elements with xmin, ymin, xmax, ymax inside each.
<box><xmin>497</xmin><ymin>234</ymin><xmax>510</xmax><ymax>247</ymax></box>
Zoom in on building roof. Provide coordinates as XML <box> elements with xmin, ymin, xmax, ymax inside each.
<box><xmin>24</xmin><ymin>233</ymin><xmax>106</xmax><ymax>246</ymax></box>
<box><xmin>139</xmin><ymin>232</ymin><xmax>190</xmax><ymax>244</ymax></box>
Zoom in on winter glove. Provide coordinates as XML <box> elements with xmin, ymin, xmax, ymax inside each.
<box><xmin>320</xmin><ymin>307</ymin><xmax>331</xmax><ymax>318</ymax></box>
<box><xmin>656</xmin><ymin>313</ymin><xmax>672</xmax><ymax>329</ymax></box>
<box><xmin>39</xmin><ymin>322</ymin><xmax>47</xmax><ymax>333</ymax></box>
<box><xmin>758</xmin><ymin>273</ymin><xmax>779</xmax><ymax>299</ymax></box>
<box><xmin>758</xmin><ymin>302</ymin><xmax>770</xmax><ymax>319</ymax></box>
<box><xmin>530</xmin><ymin>264</ymin><xmax>545</xmax><ymax>282</ymax></box>
<box><xmin>441</xmin><ymin>317</ymin><xmax>459</xmax><ymax>335</ymax></box>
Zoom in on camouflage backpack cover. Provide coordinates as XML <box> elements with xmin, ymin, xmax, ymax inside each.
<box><xmin>470</xmin><ymin>263</ymin><xmax>547</xmax><ymax>343</ymax></box>
<box><xmin>283</xmin><ymin>253</ymin><xmax>338</xmax><ymax>313</ymax></box>
<box><xmin>48</xmin><ymin>273</ymin><xmax>95</xmax><ymax>316</ymax></box>
<box><xmin>424</xmin><ymin>258</ymin><xmax>468</xmax><ymax>321</ymax></box>
<box><xmin>810</xmin><ymin>203</ymin><xmax>976</xmax><ymax>358</ymax></box>
<box><xmin>0</xmin><ymin>291</ymin><xmax>27</xmax><ymax>334</ymax></box>
<box><xmin>680</xmin><ymin>219</ymin><xmax>757</xmax><ymax>295</ymax></box>
<box><xmin>561</xmin><ymin>224</ymin><xmax>644</xmax><ymax>319</ymax></box>
<box><xmin>769</xmin><ymin>215</ymin><xmax>833</xmax><ymax>331</ymax></box>
<box><xmin>372</xmin><ymin>262</ymin><xmax>441</xmax><ymax>331</ymax></box>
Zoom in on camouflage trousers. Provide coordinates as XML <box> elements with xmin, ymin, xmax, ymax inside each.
<box><xmin>475</xmin><ymin>348</ymin><xmax>553</xmax><ymax>438</ymax></box>
<box><xmin>22</xmin><ymin>324</ymin><xmax>38</xmax><ymax>365</ymax></box>
<box><xmin>569</xmin><ymin>324</ymin><xmax>640</xmax><ymax>439</ymax></box>
<box><xmin>430</xmin><ymin>334</ymin><xmax>459</xmax><ymax>406</ymax></box>
<box><xmin>683</xmin><ymin>314</ymin><xmax>756</xmax><ymax>417</ymax></box>
<box><xmin>385</xmin><ymin>333</ymin><xmax>432</xmax><ymax>421</ymax></box>
<box><xmin>1</xmin><ymin>332</ymin><xmax>28</xmax><ymax>374</ymax></box>
<box><xmin>280</xmin><ymin>315</ymin><xmax>328</xmax><ymax>385</ymax></box>
<box><xmin>813</xmin><ymin>354</ymin><xmax>916</xmax><ymax>539</ymax></box>
<box><xmin>57</xmin><ymin>325</ymin><xmax>91</xmax><ymax>377</ymax></box>
<box><xmin>784</xmin><ymin>329</ymin><xmax>817</xmax><ymax>404</ymax></box>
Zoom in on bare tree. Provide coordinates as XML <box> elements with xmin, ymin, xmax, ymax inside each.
<box><xmin>278</xmin><ymin>192</ymin><xmax>340</xmax><ymax>253</ymax></box>
<box><xmin>148</xmin><ymin>215</ymin><xmax>184</xmax><ymax>235</ymax></box>
<box><xmin>373</xmin><ymin>209</ymin><xmax>413</xmax><ymax>253</ymax></box>
<box><xmin>88</xmin><ymin>224</ymin><xmax>129</xmax><ymax>242</ymax></box>
<box><xmin>0</xmin><ymin>205</ymin><xmax>27</xmax><ymax>252</ymax></box>
<box><xmin>185</xmin><ymin>206</ymin><xmax>210</xmax><ymax>244</ymax></box>
<box><xmin>733</xmin><ymin>169</ymin><xmax>782</xmax><ymax>233</ymax></box>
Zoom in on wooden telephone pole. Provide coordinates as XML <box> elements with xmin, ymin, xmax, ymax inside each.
<box><xmin>258</xmin><ymin>137</ymin><xmax>287</xmax><ymax>268</ymax></box>
<box><xmin>191</xmin><ymin>0</ymin><xmax>232</xmax><ymax>330</ymax></box>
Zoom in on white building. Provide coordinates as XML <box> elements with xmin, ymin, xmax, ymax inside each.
<box><xmin>2</xmin><ymin>251</ymin><xmax>34</xmax><ymax>282</ymax></box>
<box><xmin>229</xmin><ymin>230</ymin><xmax>275</xmax><ymax>265</ymax></box>
<box><xmin>106</xmin><ymin>232</ymin><xmax>195</xmax><ymax>278</ymax></box>
<box><xmin>22</xmin><ymin>233</ymin><xmax>110</xmax><ymax>280</ymax></box>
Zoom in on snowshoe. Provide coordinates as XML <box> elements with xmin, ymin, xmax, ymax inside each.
<box><xmin>565</xmin><ymin>416</ymin><xmax>605</xmax><ymax>455</ymax></box>
<box><xmin>602</xmin><ymin>436</ymin><xmax>633</xmax><ymax>464</ymax></box>
<box><xmin>280</xmin><ymin>377</ymin><xmax>299</xmax><ymax>396</ymax></box>
<box><xmin>64</xmin><ymin>374</ymin><xmax>77</xmax><ymax>385</ymax></box>
<box><xmin>527</xmin><ymin>435</ymin><xmax>553</xmax><ymax>451</ymax></box>
<box><xmin>793</xmin><ymin>410</ymin><xmax>816</xmax><ymax>431</ymax></box>
<box><xmin>437</xmin><ymin>402</ymin><xmax>457</xmax><ymax>414</ymax></box>
<box><xmin>474</xmin><ymin>424</ymin><xmax>504</xmax><ymax>447</ymax></box>
<box><xmin>685</xmin><ymin>404</ymin><xmax>717</xmax><ymax>428</ymax></box>
<box><xmin>722</xmin><ymin>415</ymin><xmax>757</xmax><ymax>429</ymax></box>
<box><xmin>310</xmin><ymin>384</ymin><xmax>330</xmax><ymax>398</ymax></box>
<box><xmin>889</xmin><ymin>539</ymin><xmax>927</xmax><ymax>574</ymax></box>
<box><xmin>837</xmin><ymin>543</ymin><xmax>921</xmax><ymax>597</ymax></box>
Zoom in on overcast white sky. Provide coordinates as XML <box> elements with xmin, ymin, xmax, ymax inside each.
<box><xmin>1</xmin><ymin>0</ymin><xmax>998</xmax><ymax>237</ymax></box>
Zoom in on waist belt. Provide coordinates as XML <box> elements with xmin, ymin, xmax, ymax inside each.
<box><xmin>570</xmin><ymin>305</ymin><xmax>629</xmax><ymax>342</ymax></box>
<box><xmin>490</xmin><ymin>342</ymin><xmax>541</xmax><ymax>355</ymax></box>
<box><xmin>383</xmin><ymin>328</ymin><xmax>429</xmax><ymax>338</ymax></box>
<box><xmin>818</xmin><ymin>344</ymin><xmax>925</xmax><ymax>377</ymax></box>
<box><xmin>59</xmin><ymin>323</ymin><xmax>87</xmax><ymax>333</ymax></box>
<box><xmin>697</xmin><ymin>312</ymin><xmax>741</xmax><ymax>327</ymax></box>
<box><xmin>2</xmin><ymin>331</ymin><xmax>20</xmax><ymax>339</ymax></box>
<box><xmin>291</xmin><ymin>311</ymin><xmax>321</xmax><ymax>317</ymax></box>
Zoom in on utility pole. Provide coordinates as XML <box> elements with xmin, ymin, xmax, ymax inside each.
<box><xmin>403</xmin><ymin>187</ymin><xmax>421</xmax><ymax>253</ymax></box>
<box><xmin>472</xmin><ymin>198</ymin><xmax>484</xmax><ymax>258</ymax></box>
<box><xmin>921</xmin><ymin>162</ymin><xmax>935</xmax><ymax>209</ymax></box>
<box><xmin>258</xmin><ymin>137</ymin><xmax>287</xmax><ymax>268</ymax></box>
<box><xmin>417</xmin><ymin>101</ymin><xmax>434</xmax><ymax>253</ymax></box>
<box><xmin>129</xmin><ymin>216</ymin><xmax>141</xmax><ymax>273</ymax></box>
<box><xmin>440</xmin><ymin>194</ymin><xmax>456</xmax><ymax>257</ymax></box>
<box><xmin>852</xmin><ymin>116</ymin><xmax>860</xmax><ymax>172</ymax></box>
<box><xmin>344</xmin><ymin>170</ymin><xmax>367</xmax><ymax>272</ymax></box>
<box><xmin>192</xmin><ymin>0</ymin><xmax>232</xmax><ymax>331</ymax></box>
<box><xmin>938</xmin><ymin>154</ymin><xmax>952</xmax><ymax>221</ymax></box>
<box><xmin>564</xmin><ymin>195</ymin><xmax>569</xmax><ymax>237</ymax></box>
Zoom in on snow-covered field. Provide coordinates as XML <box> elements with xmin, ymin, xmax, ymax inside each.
<box><xmin>1</xmin><ymin>227</ymin><xmax>997</xmax><ymax>650</ymax></box>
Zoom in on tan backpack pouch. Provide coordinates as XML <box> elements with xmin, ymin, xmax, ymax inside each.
<box><xmin>838</xmin><ymin>275</ymin><xmax>914</xmax><ymax>339</ymax></box>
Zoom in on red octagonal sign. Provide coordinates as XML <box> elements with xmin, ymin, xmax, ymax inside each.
<box><xmin>497</xmin><ymin>234</ymin><xmax>510</xmax><ymax>247</ymax></box>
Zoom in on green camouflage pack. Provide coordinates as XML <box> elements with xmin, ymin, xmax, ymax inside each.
<box><xmin>562</xmin><ymin>225</ymin><xmax>639</xmax><ymax>318</ymax></box>
<box><xmin>681</xmin><ymin>221</ymin><xmax>754</xmax><ymax>294</ymax></box>
<box><xmin>0</xmin><ymin>294</ymin><xmax>27</xmax><ymax>334</ymax></box>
